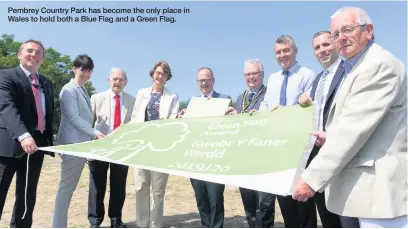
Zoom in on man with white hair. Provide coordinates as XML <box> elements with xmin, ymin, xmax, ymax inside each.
<box><xmin>226</xmin><ymin>59</ymin><xmax>275</xmax><ymax>228</ymax></box>
<box><xmin>260</xmin><ymin>35</ymin><xmax>316</xmax><ymax>227</ymax></box>
<box><xmin>292</xmin><ymin>7</ymin><xmax>407</xmax><ymax>228</ymax></box>
<box><xmin>87</xmin><ymin>68</ymin><xmax>135</xmax><ymax>228</ymax></box>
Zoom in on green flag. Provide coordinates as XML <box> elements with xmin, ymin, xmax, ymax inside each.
<box><xmin>40</xmin><ymin>105</ymin><xmax>314</xmax><ymax>195</ymax></box>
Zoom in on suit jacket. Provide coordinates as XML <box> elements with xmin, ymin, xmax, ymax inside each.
<box><xmin>235</xmin><ymin>85</ymin><xmax>267</xmax><ymax>113</ymax></box>
<box><xmin>310</xmin><ymin>63</ymin><xmax>345</xmax><ymax>131</ymax></box>
<box><xmin>197</xmin><ymin>91</ymin><xmax>232</xmax><ymax>107</ymax></box>
<box><xmin>0</xmin><ymin>66</ymin><xmax>54</xmax><ymax>158</ymax></box>
<box><xmin>91</xmin><ymin>90</ymin><xmax>136</xmax><ymax>135</ymax></box>
<box><xmin>57</xmin><ymin>79</ymin><xmax>99</xmax><ymax>145</ymax></box>
<box><xmin>209</xmin><ymin>91</ymin><xmax>231</xmax><ymax>100</ymax></box>
<box><xmin>303</xmin><ymin>43</ymin><xmax>407</xmax><ymax>218</ymax></box>
<box><xmin>131</xmin><ymin>87</ymin><xmax>180</xmax><ymax>123</ymax></box>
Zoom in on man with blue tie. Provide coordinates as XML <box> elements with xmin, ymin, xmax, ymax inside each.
<box><xmin>189</xmin><ymin>67</ymin><xmax>231</xmax><ymax>228</ymax></box>
<box><xmin>260</xmin><ymin>35</ymin><xmax>315</xmax><ymax>227</ymax></box>
<box><xmin>226</xmin><ymin>59</ymin><xmax>275</xmax><ymax>228</ymax></box>
<box><xmin>297</xmin><ymin>31</ymin><xmax>360</xmax><ymax>228</ymax></box>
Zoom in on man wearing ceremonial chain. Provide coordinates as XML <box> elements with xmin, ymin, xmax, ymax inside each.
<box><xmin>225</xmin><ymin>59</ymin><xmax>275</xmax><ymax>228</ymax></box>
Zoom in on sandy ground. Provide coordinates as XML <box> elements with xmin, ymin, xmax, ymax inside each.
<box><xmin>0</xmin><ymin>156</ymin><xmax>321</xmax><ymax>228</ymax></box>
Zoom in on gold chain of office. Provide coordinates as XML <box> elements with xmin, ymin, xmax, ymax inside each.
<box><xmin>241</xmin><ymin>85</ymin><xmax>266</xmax><ymax>113</ymax></box>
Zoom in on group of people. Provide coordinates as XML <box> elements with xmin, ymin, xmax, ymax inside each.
<box><xmin>0</xmin><ymin>6</ymin><xmax>406</xmax><ymax>229</ymax></box>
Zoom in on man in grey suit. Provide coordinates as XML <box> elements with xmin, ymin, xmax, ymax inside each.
<box><xmin>179</xmin><ymin>67</ymin><xmax>231</xmax><ymax>228</ymax></box>
<box><xmin>52</xmin><ymin>54</ymin><xmax>105</xmax><ymax>228</ymax></box>
<box><xmin>226</xmin><ymin>59</ymin><xmax>275</xmax><ymax>228</ymax></box>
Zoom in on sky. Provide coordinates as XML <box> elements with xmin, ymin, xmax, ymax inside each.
<box><xmin>1</xmin><ymin>1</ymin><xmax>407</xmax><ymax>102</ymax></box>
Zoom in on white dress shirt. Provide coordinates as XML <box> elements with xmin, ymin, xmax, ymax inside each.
<box><xmin>201</xmin><ymin>90</ymin><xmax>214</xmax><ymax>98</ymax></box>
<box><xmin>260</xmin><ymin>62</ymin><xmax>316</xmax><ymax>110</ymax></box>
<box><xmin>316</xmin><ymin>59</ymin><xmax>340</xmax><ymax>131</ymax></box>
<box><xmin>108</xmin><ymin>90</ymin><xmax>125</xmax><ymax>134</ymax></box>
<box><xmin>18</xmin><ymin>65</ymin><xmax>46</xmax><ymax>141</ymax></box>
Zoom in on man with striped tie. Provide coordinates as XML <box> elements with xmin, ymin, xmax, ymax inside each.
<box><xmin>298</xmin><ymin>30</ymin><xmax>362</xmax><ymax>228</ymax></box>
<box><xmin>294</xmin><ymin>7</ymin><xmax>407</xmax><ymax>228</ymax></box>
<box><xmin>297</xmin><ymin>31</ymin><xmax>347</xmax><ymax>228</ymax></box>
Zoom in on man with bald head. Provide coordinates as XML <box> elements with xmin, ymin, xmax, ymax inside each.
<box><xmin>190</xmin><ymin>67</ymin><xmax>231</xmax><ymax>228</ymax></box>
<box><xmin>88</xmin><ymin>68</ymin><xmax>135</xmax><ymax>228</ymax></box>
<box><xmin>293</xmin><ymin>7</ymin><xmax>407</xmax><ymax>228</ymax></box>
<box><xmin>196</xmin><ymin>67</ymin><xmax>228</xmax><ymax>99</ymax></box>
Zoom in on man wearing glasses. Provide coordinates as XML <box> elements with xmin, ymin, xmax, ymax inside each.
<box><xmin>195</xmin><ymin>67</ymin><xmax>229</xmax><ymax>100</ymax></box>
<box><xmin>293</xmin><ymin>7</ymin><xmax>407</xmax><ymax>228</ymax></box>
<box><xmin>225</xmin><ymin>59</ymin><xmax>275</xmax><ymax>228</ymax></box>
<box><xmin>259</xmin><ymin>35</ymin><xmax>316</xmax><ymax>228</ymax></box>
<box><xmin>188</xmin><ymin>67</ymin><xmax>231</xmax><ymax>228</ymax></box>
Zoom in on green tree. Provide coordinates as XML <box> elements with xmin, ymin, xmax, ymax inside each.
<box><xmin>0</xmin><ymin>34</ymin><xmax>97</xmax><ymax>134</ymax></box>
<box><xmin>88</xmin><ymin>122</ymin><xmax>190</xmax><ymax>162</ymax></box>
<box><xmin>179</xmin><ymin>100</ymin><xmax>188</xmax><ymax>111</ymax></box>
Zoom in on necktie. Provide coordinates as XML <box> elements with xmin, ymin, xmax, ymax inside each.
<box><xmin>248</xmin><ymin>92</ymin><xmax>255</xmax><ymax>102</ymax></box>
<box><xmin>279</xmin><ymin>70</ymin><xmax>290</xmax><ymax>106</ymax></box>
<box><xmin>315</xmin><ymin>70</ymin><xmax>328</xmax><ymax>105</ymax></box>
<box><xmin>114</xmin><ymin>95</ymin><xmax>121</xmax><ymax>130</ymax></box>
<box><xmin>314</xmin><ymin>70</ymin><xmax>329</xmax><ymax>130</ymax></box>
<box><xmin>30</xmin><ymin>73</ymin><xmax>45</xmax><ymax>133</ymax></box>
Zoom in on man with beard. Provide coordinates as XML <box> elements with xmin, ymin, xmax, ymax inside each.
<box><xmin>87</xmin><ymin>68</ymin><xmax>135</xmax><ymax>228</ymax></box>
<box><xmin>260</xmin><ymin>35</ymin><xmax>316</xmax><ymax>228</ymax></box>
<box><xmin>225</xmin><ymin>59</ymin><xmax>275</xmax><ymax>228</ymax></box>
<box><xmin>0</xmin><ymin>39</ymin><xmax>54</xmax><ymax>228</ymax></box>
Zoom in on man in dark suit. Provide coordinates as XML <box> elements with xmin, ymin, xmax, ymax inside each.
<box><xmin>0</xmin><ymin>39</ymin><xmax>54</xmax><ymax>227</ymax></box>
<box><xmin>226</xmin><ymin>59</ymin><xmax>275</xmax><ymax>228</ymax></box>
<box><xmin>297</xmin><ymin>31</ymin><xmax>359</xmax><ymax>228</ymax></box>
<box><xmin>179</xmin><ymin>67</ymin><xmax>230</xmax><ymax>228</ymax></box>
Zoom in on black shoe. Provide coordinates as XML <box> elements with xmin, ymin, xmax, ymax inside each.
<box><xmin>90</xmin><ymin>225</ymin><xmax>100</xmax><ymax>228</ymax></box>
<box><xmin>111</xmin><ymin>219</ymin><xmax>127</xmax><ymax>228</ymax></box>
